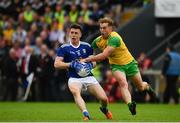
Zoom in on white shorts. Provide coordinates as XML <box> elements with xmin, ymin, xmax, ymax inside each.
<box><xmin>68</xmin><ymin>76</ymin><xmax>99</xmax><ymax>91</ymax></box>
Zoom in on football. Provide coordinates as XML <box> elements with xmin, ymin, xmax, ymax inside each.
<box><xmin>77</xmin><ymin>63</ymin><xmax>91</xmax><ymax>77</ymax></box>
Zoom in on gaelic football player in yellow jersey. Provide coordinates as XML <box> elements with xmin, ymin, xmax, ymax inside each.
<box><xmin>83</xmin><ymin>17</ymin><xmax>157</xmax><ymax>115</ymax></box>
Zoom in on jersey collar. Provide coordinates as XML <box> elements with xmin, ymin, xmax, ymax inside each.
<box><xmin>70</xmin><ymin>41</ymin><xmax>81</xmax><ymax>48</ymax></box>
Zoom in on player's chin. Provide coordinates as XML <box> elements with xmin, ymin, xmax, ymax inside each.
<box><xmin>101</xmin><ymin>32</ymin><xmax>105</xmax><ymax>35</ymax></box>
<box><xmin>101</xmin><ymin>33</ymin><xmax>106</xmax><ymax>37</ymax></box>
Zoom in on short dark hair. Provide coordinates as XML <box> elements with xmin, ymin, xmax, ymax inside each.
<box><xmin>99</xmin><ymin>17</ymin><xmax>114</xmax><ymax>27</ymax></box>
<box><xmin>70</xmin><ymin>23</ymin><xmax>83</xmax><ymax>32</ymax></box>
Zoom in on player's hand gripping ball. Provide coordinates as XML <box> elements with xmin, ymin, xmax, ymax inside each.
<box><xmin>70</xmin><ymin>61</ymin><xmax>93</xmax><ymax>77</ymax></box>
<box><xmin>78</xmin><ymin>62</ymin><xmax>93</xmax><ymax>77</ymax></box>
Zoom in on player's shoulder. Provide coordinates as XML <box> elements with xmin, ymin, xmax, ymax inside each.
<box><xmin>110</xmin><ymin>31</ymin><xmax>121</xmax><ymax>38</ymax></box>
<box><xmin>109</xmin><ymin>32</ymin><xmax>122</xmax><ymax>41</ymax></box>
<box><xmin>60</xmin><ymin>43</ymin><xmax>71</xmax><ymax>48</ymax></box>
<box><xmin>80</xmin><ymin>41</ymin><xmax>91</xmax><ymax>47</ymax></box>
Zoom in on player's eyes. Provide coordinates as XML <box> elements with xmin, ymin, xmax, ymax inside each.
<box><xmin>71</xmin><ymin>32</ymin><xmax>78</xmax><ymax>34</ymax></box>
<box><xmin>100</xmin><ymin>27</ymin><xmax>107</xmax><ymax>29</ymax></box>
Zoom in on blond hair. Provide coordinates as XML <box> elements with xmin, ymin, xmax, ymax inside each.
<box><xmin>99</xmin><ymin>17</ymin><xmax>114</xmax><ymax>26</ymax></box>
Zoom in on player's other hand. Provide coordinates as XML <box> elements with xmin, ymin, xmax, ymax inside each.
<box><xmin>70</xmin><ymin>60</ymin><xmax>84</xmax><ymax>72</ymax></box>
<box><xmin>70</xmin><ymin>60</ymin><xmax>81</xmax><ymax>69</ymax></box>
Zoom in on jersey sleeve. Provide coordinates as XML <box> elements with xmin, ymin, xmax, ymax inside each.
<box><xmin>56</xmin><ymin>47</ymin><xmax>65</xmax><ymax>57</ymax></box>
<box><xmin>107</xmin><ymin>36</ymin><xmax>121</xmax><ymax>47</ymax></box>
<box><xmin>91</xmin><ymin>37</ymin><xmax>100</xmax><ymax>49</ymax></box>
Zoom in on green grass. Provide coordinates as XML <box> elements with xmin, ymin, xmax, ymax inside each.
<box><xmin>0</xmin><ymin>102</ymin><xmax>179</xmax><ymax>122</ymax></box>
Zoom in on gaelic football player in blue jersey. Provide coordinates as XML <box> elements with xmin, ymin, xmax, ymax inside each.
<box><xmin>54</xmin><ymin>24</ymin><xmax>112</xmax><ymax>121</ymax></box>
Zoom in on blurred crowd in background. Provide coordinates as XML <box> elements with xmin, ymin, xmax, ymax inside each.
<box><xmin>0</xmin><ymin>0</ymin><xmax>161</xmax><ymax>103</ymax></box>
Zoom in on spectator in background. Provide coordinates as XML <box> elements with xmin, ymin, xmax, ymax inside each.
<box><xmin>23</xmin><ymin>4</ymin><xmax>35</xmax><ymax>29</ymax></box>
<box><xmin>40</xmin><ymin>27</ymin><xmax>51</xmax><ymax>48</ymax></box>
<box><xmin>69</xmin><ymin>3</ymin><xmax>79</xmax><ymax>23</ymax></box>
<box><xmin>137</xmin><ymin>52</ymin><xmax>152</xmax><ymax>72</ymax></box>
<box><xmin>32</xmin><ymin>37</ymin><xmax>43</xmax><ymax>55</ymax></box>
<box><xmin>162</xmin><ymin>45</ymin><xmax>180</xmax><ymax>104</ymax></box>
<box><xmin>28</xmin><ymin>23</ymin><xmax>40</xmax><ymax>45</ymax></box>
<box><xmin>18</xmin><ymin>46</ymin><xmax>38</xmax><ymax>101</ymax></box>
<box><xmin>79</xmin><ymin>1</ymin><xmax>91</xmax><ymax>25</ymax></box>
<box><xmin>49</xmin><ymin>21</ymin><xmax>65</xmax><ymax>48</ymax></box>
<box><xmin>44</xmin><ymin>6</ymin><xmax>53</xmax><ymax>25</ymax></box>
<box><xmin>12</xmin><ymin>26</ymin><xmax>27</xmax><ymax>45</ymax></box>
<box><xmin>17</xmin><ymin>13</ymin><xmax>26</xmax><ymax>30</ymax></box>
<box><xmin>24</xmin><ymin>37</ymin><xmax>32</xmax><ymax>48</ymax></box>
<box><xmin>12</xmin><ymin>41</ymin><xmax>23</xmax><ymax>59</ymax></box>
<box><xmin>3</xmin><ymin>48</ymin><xmax>19</xmax><ymax>101</ymax></box>
<box><xmin>54</xmin><ymin>3</ymin><xmax>67</xmax><ymax>30</ymax></box>
<box><xmin>37</xmin><ymin>44</ymin><xmax>54</xmax><ymax>101</ymax></box>
<box><xmin>3</xmin><ymin>21</ymin><xmax>14</xmax><ymax>46</ymax></box>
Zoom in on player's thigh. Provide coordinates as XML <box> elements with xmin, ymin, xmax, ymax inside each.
<box><xmin>113</xmin><ymin>71</ymin><xmax>128</xmax><ymax>87</ymax></box>
<box><xmin>68</xmin><ymin>79</ymin><xmax>82</xmax><ymax>95</ymax></box>
<box><xmin>129</xmin><ymin>72</ymin><xmax>144</xmax><ymax>88</ymax></box>
<box><xmin>87</xmin><ymin>84</ymin><xmax>107</xmax><ymax>100</ymax></box>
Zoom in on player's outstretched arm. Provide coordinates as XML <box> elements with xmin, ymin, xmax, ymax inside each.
<box><xmin>54</xmin><ymin>56</ymin><xmax>71</xmax><ymax>69</ymax></box>
<box><xmin>83</xmin><ymin>46</ymin><xmax>115</xmax><ymax>62</ymax></box>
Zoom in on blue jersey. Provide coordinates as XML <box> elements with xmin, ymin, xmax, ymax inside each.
<box><xmin>57</xmin><ymin>41</ymin><xmax>93</xmax><ymax>78</ymax></box>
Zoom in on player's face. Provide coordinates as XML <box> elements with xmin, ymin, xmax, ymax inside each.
<box><xmin>69</xmin><ymin>28</ymin><xmax>82</xmax><ymax>44</ymax></box>
<box><xmin>100</xmin><ymin>23</ymin><xmax>112</xmax><ymax>38</ymax></box>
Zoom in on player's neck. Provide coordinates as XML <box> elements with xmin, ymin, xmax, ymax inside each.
<box><xmin>70</xmin><ymin>41</ymin><xmax>80</xmax><ymax>48</ymax></box>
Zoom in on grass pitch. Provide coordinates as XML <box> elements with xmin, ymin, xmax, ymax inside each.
<box><xmin>0</xmin><ymin>102</ymin><xmax>179</xmax><ymax>122</ymax></box>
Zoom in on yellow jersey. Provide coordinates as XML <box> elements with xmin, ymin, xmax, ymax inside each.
<box><xmin>92</xmin><ymin>31</ymin><xmax>134</xmax><ymax>65</ymax></box>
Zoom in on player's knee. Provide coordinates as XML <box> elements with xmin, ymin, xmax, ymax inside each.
<box><xmin>69</xmin><ymin>87</ymin><xmax>80</xmax><ymax>97</ymax></box>
<box><xmin>72</xmin><ymin>91</ymin><xmax>81</xmax><ymax>97</ymax></box>
<box><xmin>100</xmin><ymin>96</ymin><xmax>108</xmax><ymax>103</ymax></box>
<box><xmin>137</xmin><ymin>83</ymin><xmax>147</xmax><ymax>91</ymax></box>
